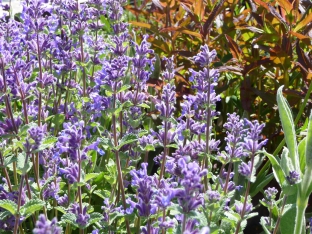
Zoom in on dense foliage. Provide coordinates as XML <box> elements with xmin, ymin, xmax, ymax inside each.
<box><xmin>0</xmin><ymin>0</ymin><xmax>311</xmax><ymax>234</ymax></box>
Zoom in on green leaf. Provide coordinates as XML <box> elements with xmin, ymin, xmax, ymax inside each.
<box><xmin>0</xmin><ymin>210</ymin><xmax>11</xmax><ymax>221</ymax></box>
<box><xmin>20</xmin><ymin>199</ymin><xmax>45</xmax><ymax>218</ymax></box>
<box><xmin>262</xmin><ymin>150</ymin><xmax>285</xmax><ymax>187</ymax></box>
<box><xmin>280</xmin><ymin>147</ymin><xmax>294</xmax><ymax>176</ymax></box>
<box><xmin>224</xmin><ymin>211</ymin><xmax>240</xmax><ymax>222</ymax></box>
<box><xmin>246</xmin><ymin>212</ymin><xmax>258</xmax><ymax>219</ymax></box>
<box><xmin>303</xmin><ymin>112</ymin><xmax>312</xmax><ymax>195</ymax></box>
<box><xmin>280</xmin><ymin>203</ymin><xmax>296</xmax><ymax>234</ymax></box>
<box><xmin>52</xmin><ymin>114</ymin><xmax>65</xmax><ymax>128</ymax></box>
<box><xmin>18</xmin><ymin>123</ymin><xmax>37</xmax><ymax>137</ymax></box>
<box><xmin>187</xmin><ymin>211</ymin><xmax>208</xmax><ymax>226</ymax></box>
<box><xmin>167</xmin><ymin>144</ymin><xmax>178</xmax><ymax>149</ymax></box>
<box><xmin>277</xmin><ymin>86</ymin><xmax>299</xmax><ymax>172</ymax></box>
<box><xmin>0</xmin><ymin>155</ymin><xmax>17</xmax><ymax>168</ymax></box>
<box><xmin>61</xmin><ymin>213</ymin><xmax>78</xmax><ymax>228</ymax></box>
<box><xmin>86</xmin><ymin>212</ymin><xmax>103</xmax><ymax>227</ymax></box>
<box><xmin>116</xmin><ymin>134</ymin><xmax>138</xmax><ymax>150</ymax></box>
<box><xmin>17</xmin><ymin>153</ymin><xmax>32</xmax><ymax>175</ymax></box>
<box><xmin>93</xmin><ymin>190</ymin><xmax>110</xmax><ymax>199</ymax></box>
<box><xmin>37</xmin><ymin>136</ymin><xmax>58</xmax><ymax>151</ymax></box>
<box><xmin>138</xmin><ymin>103</ymin><xmax>150</xmax><ymax>109</ymax></box>
<box><xmin>144</xmin><ymin>144</ymin><xmax>155</xmax><ymax>151</ymax></box>
<box><xmin>54</xmin><ymin>206</ymin><xmax>66</xmax><ymax>214</ymax></box>
<box><xmin>84</xmin><ymin>173</ymin><xmax>100</xmax><ymax>182</ymax></box>
<box><xmin>116</xmin><ymin>85</ymin><xmax>131</xmax><ymax>93</ymax></box>
<box><xmin>305</xmin><ymin>112</ymin><xmax>312</xmax><ymax>169</ymax></box>
<box><xmin>298</xmin><ymin>138</ymin><xmax>306</xmax><ymax>174</ymax></box>
<box><xmin>150</xmin><ymin>54</ymin><xmax>161</xmax><ymax>79</ymax></box>
<box><xmin>0</xmin><ymin>200</ymin><xmax>17</xmax><ymax>215</ymax></box>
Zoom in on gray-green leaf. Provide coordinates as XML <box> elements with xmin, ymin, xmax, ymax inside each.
<box><xmin>0</xmin><ymin>200</ymin><xmax>17</xmax><ymax>215</ymax></box>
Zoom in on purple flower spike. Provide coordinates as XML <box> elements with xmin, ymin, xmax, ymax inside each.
<box><xmin>33</xmin><ymin>214</ymin><xmax>61</xmax><ymax>234</ymax></box>
<box><xmin>162</xmin><ymin>56</ymin><xmax>175</xmax><ymax>81</ymax></box>
<box><xmin>130</xmin><ymin>163</ymin><xmax>158</xmax><ymax>217</ymax></box>
<box><xmin>25</xmin><ymin>124</ymin><xmax>47</xmax><ymax>152</ymax></box>
<box><xmin>59</xmin><ymin>163</ymin><xmax>79</xmax><ymax>184</ymax></box>
<box><xmin>262</xmin><ymin>187</ymin><xmax>278</xmax><ymax>207</ymax></box>
<box><xmin>76</xmin><ymin>206</ymin><xmax>90</xmax><ymax>227</ymax></box>
<box><xmin>192</xmin><ymin>45</ymin><xmax>217</xmax><ymax>67</ymax></box>
<box><xmin>286</xmin><ymin>171</ymin><xmax>300</xmax><ymax>185</ymax></box>
<box><xmin>207</xmin><ymin>190</ymin><xmax>220</xmax><ymax>203</ymax></box>
<box><xmin>155</xmin><ymin>83</ymin><xmax>176</xmax><ymax>118</ymax></box>
<box><xmin>175</xmin><ymin>158</ymin><xmax>207</xmax><ymax>213</ymax></box>
<box><xmin>235</xmin><ymin>201</ymin><xmax>252</xmax><ymax>216</ymax></box>
<box><xmin>264</xmin><ymin>187</ymin><xmax>278</xmax><ymax>200</ymax></box>
<box><xmin>243</xmin><ymin>119</ymin><xmax>268</xmax><ymax>154</ymax></box>
<box><xmin>238</xmin><ymin>161</ymin><xmax>252</xmax><ymax>177</ymax></box>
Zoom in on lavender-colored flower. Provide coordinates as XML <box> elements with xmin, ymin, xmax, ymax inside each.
<box><xmin>42</xmin><ymin>177</ymin><xmax>61</xmax><ymax>200</ymax></box>
<box><xmin>57</xmin><ymin>194</ymin><xmax>68</xmax><ymax>207</ymax></box>
<box><xmin>238</xmin><ymin>161</ymin><xmax>252</xmax><ymax>177</ymax></box>
<box><xmin>141</xmin><ymin>225</ymin><xmax>160</xmax><ymax>234</ymax></box>
<box><xmin>76</xmin><ymin>206</ymin><xmax>90</xmax><ymax>227</ymax></box>
<box><xmin>57</xmin><ymin>121</ymin><xmax>85</xmax><ymax>161</ymax></box>
<box><xmin>138</xmin><ymin>134</ymin><xmax>159</xmax><ymax>150</ymax></box>
<box><xmin>183</xmin><ymin>218</ymin><xmax>209</xmax><ymax>234</ymax></box>
<box><xmin>155</xmin><ymin>83</ymin><xmax>176</xmax><ymax>118</ymax></box>
<box><xmin>262</xmin><ymin>187</ymin><xmax>278</xmax><ymax>207</ymax></box>
<box><xmin>192</xmin><ymin>45</ymin><xmax>217</xmax><ymax>67</ymax></box>
<box><xmin>150</xmin><ymin>122</ymin><xmax>176</xmax><ymax>146</ymax></box>
<box><xmin>131</xmin><ymin>35</ymin><xmax>154</xmax><ymax>84</ymax></box>
<box><xmin>243</xmin><ymin>119</ymin><xmax>268</xmax><ymax>154</ymax></box>
<box><xmin>158</xmin><ymin>217</ymin><xmax>176</xmax><ymax>230</ymax></box>
<box><xmin>175</xmin><ymin>158</ymin><xmax>207</xmax><ymax>213</ymax></box>
<box><xmin>286</xmin><ymin>171</ymin><xmax>300</xmax><ymax>185</ymax></box>
<box><xmin>162</xmin><ymin>56</ymin><xmax>175</xmax><ymax>81</ymax></box>
<box><xmin>37</xmin><ymin>72</ymin><xmax>56</xmax><ymax>86</ymax></box>
<box><xmin>154</xmin><ymin>179</ymin><xmax>176</xmax><ymax>209</ymax></box>
<box><xmin>130</xmin><ymin>163</ymin><xmax>157</xmax><ymax>217</ymax></box>
<box><xmin>221</xmin><ymin>113</ymin><xmax>246</xmax><ymax>161</ymax></box>
<box><xmin>264</xmin><ymin>187</ymin><xmax>278</xmax><ymax>200</ymax></box>
<box><xmin>235</xmin><ymin>201</ymin><xmax>253</xmax><ymax>216</ymax></box>
<box><xmin>0</xmin><ymin>117</ymin><xmax>22</xmax><ymax>135</ymax></box>
<box><xmin>33</xmin><ymin>214</ymin><xmax>61</xmax><ymax>234</ymax></box>
<box><xmin>24</xmin><ymin>124</ymin><xmax>47</xmax><ymax>153</ymax></box>
<box><xmin>59</xmin><ymin>163</ymin><xmax>79</xmax><ymax>184</ymax></box>
<box><xmin>207</xmin><ymin>190</ymin><xmax>220</xmax><ymax>203</ymax></box>
<box><xmin>69</xmin><ymin>203</ymin><xmax>90</xmax><ymax>227</ymax></box>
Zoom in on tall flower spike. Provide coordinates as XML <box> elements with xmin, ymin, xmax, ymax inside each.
<box><xmin>33</xmin><ymin>214</ymin><xmax>61</xmax><ymax>234</ymax></box>
<box><xmin>175</xmin><ymin>158</ymin><xmax>207</xmax><ymax>213</ymax></box>
<box><xmin>130</xmin><ymin>163</ymin><xmax>157</xmax><ymax>217</ymax></box>
<box><xmin>162</xmin><ymin>56</ymin><xmax>175</xmax><ymax>81</ymax></box>
<box><xmin>192</xmin><ymin>44</ymin><xmax>217</xmax><ymax>67</ymax></box>
<box><xmin>243</xmin><ymin>119</ymin><xmax>268</xmax><ymax>154</ymax></box>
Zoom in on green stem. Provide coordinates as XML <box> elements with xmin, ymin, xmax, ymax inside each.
<box><xmin>112</xmin><ymin>83</ymin><xmax>131</xmax><ymax>234</ymax></box>
<box><xmin>273</xmin><ymin>194</ymin><xmax>287</xmax><ymax>234</ymax></box>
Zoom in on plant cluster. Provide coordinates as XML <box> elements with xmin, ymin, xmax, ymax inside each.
<box><xmin>0</xmin><ymin>0</ymin><xmax>311</xmax><ymax>234</ymax></box>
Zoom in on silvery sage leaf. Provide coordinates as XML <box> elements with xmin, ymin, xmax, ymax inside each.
<box><xmin>262</xmin><ymin>150</ymin><xmax>285</xmax><ymax>187</ymax></box>
<box><xmin>276</xmin><ymin>86</ymin><xmax>300</xmax><ymax>173</ymax></box>
<box><xmin>297</xmin><ymin>138</ymin><xmax>306</xmax><ymax>174</ymax></box>
<box><xmin>303</xmin><ymin>111</ymin><xmax>312</xmax><ymax>195</ymax></box>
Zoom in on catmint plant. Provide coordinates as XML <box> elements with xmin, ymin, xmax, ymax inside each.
<box><xmin>0</xmin><ymin>0</ymin><xmax>311</xmax><ymax>233</ymax></box>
